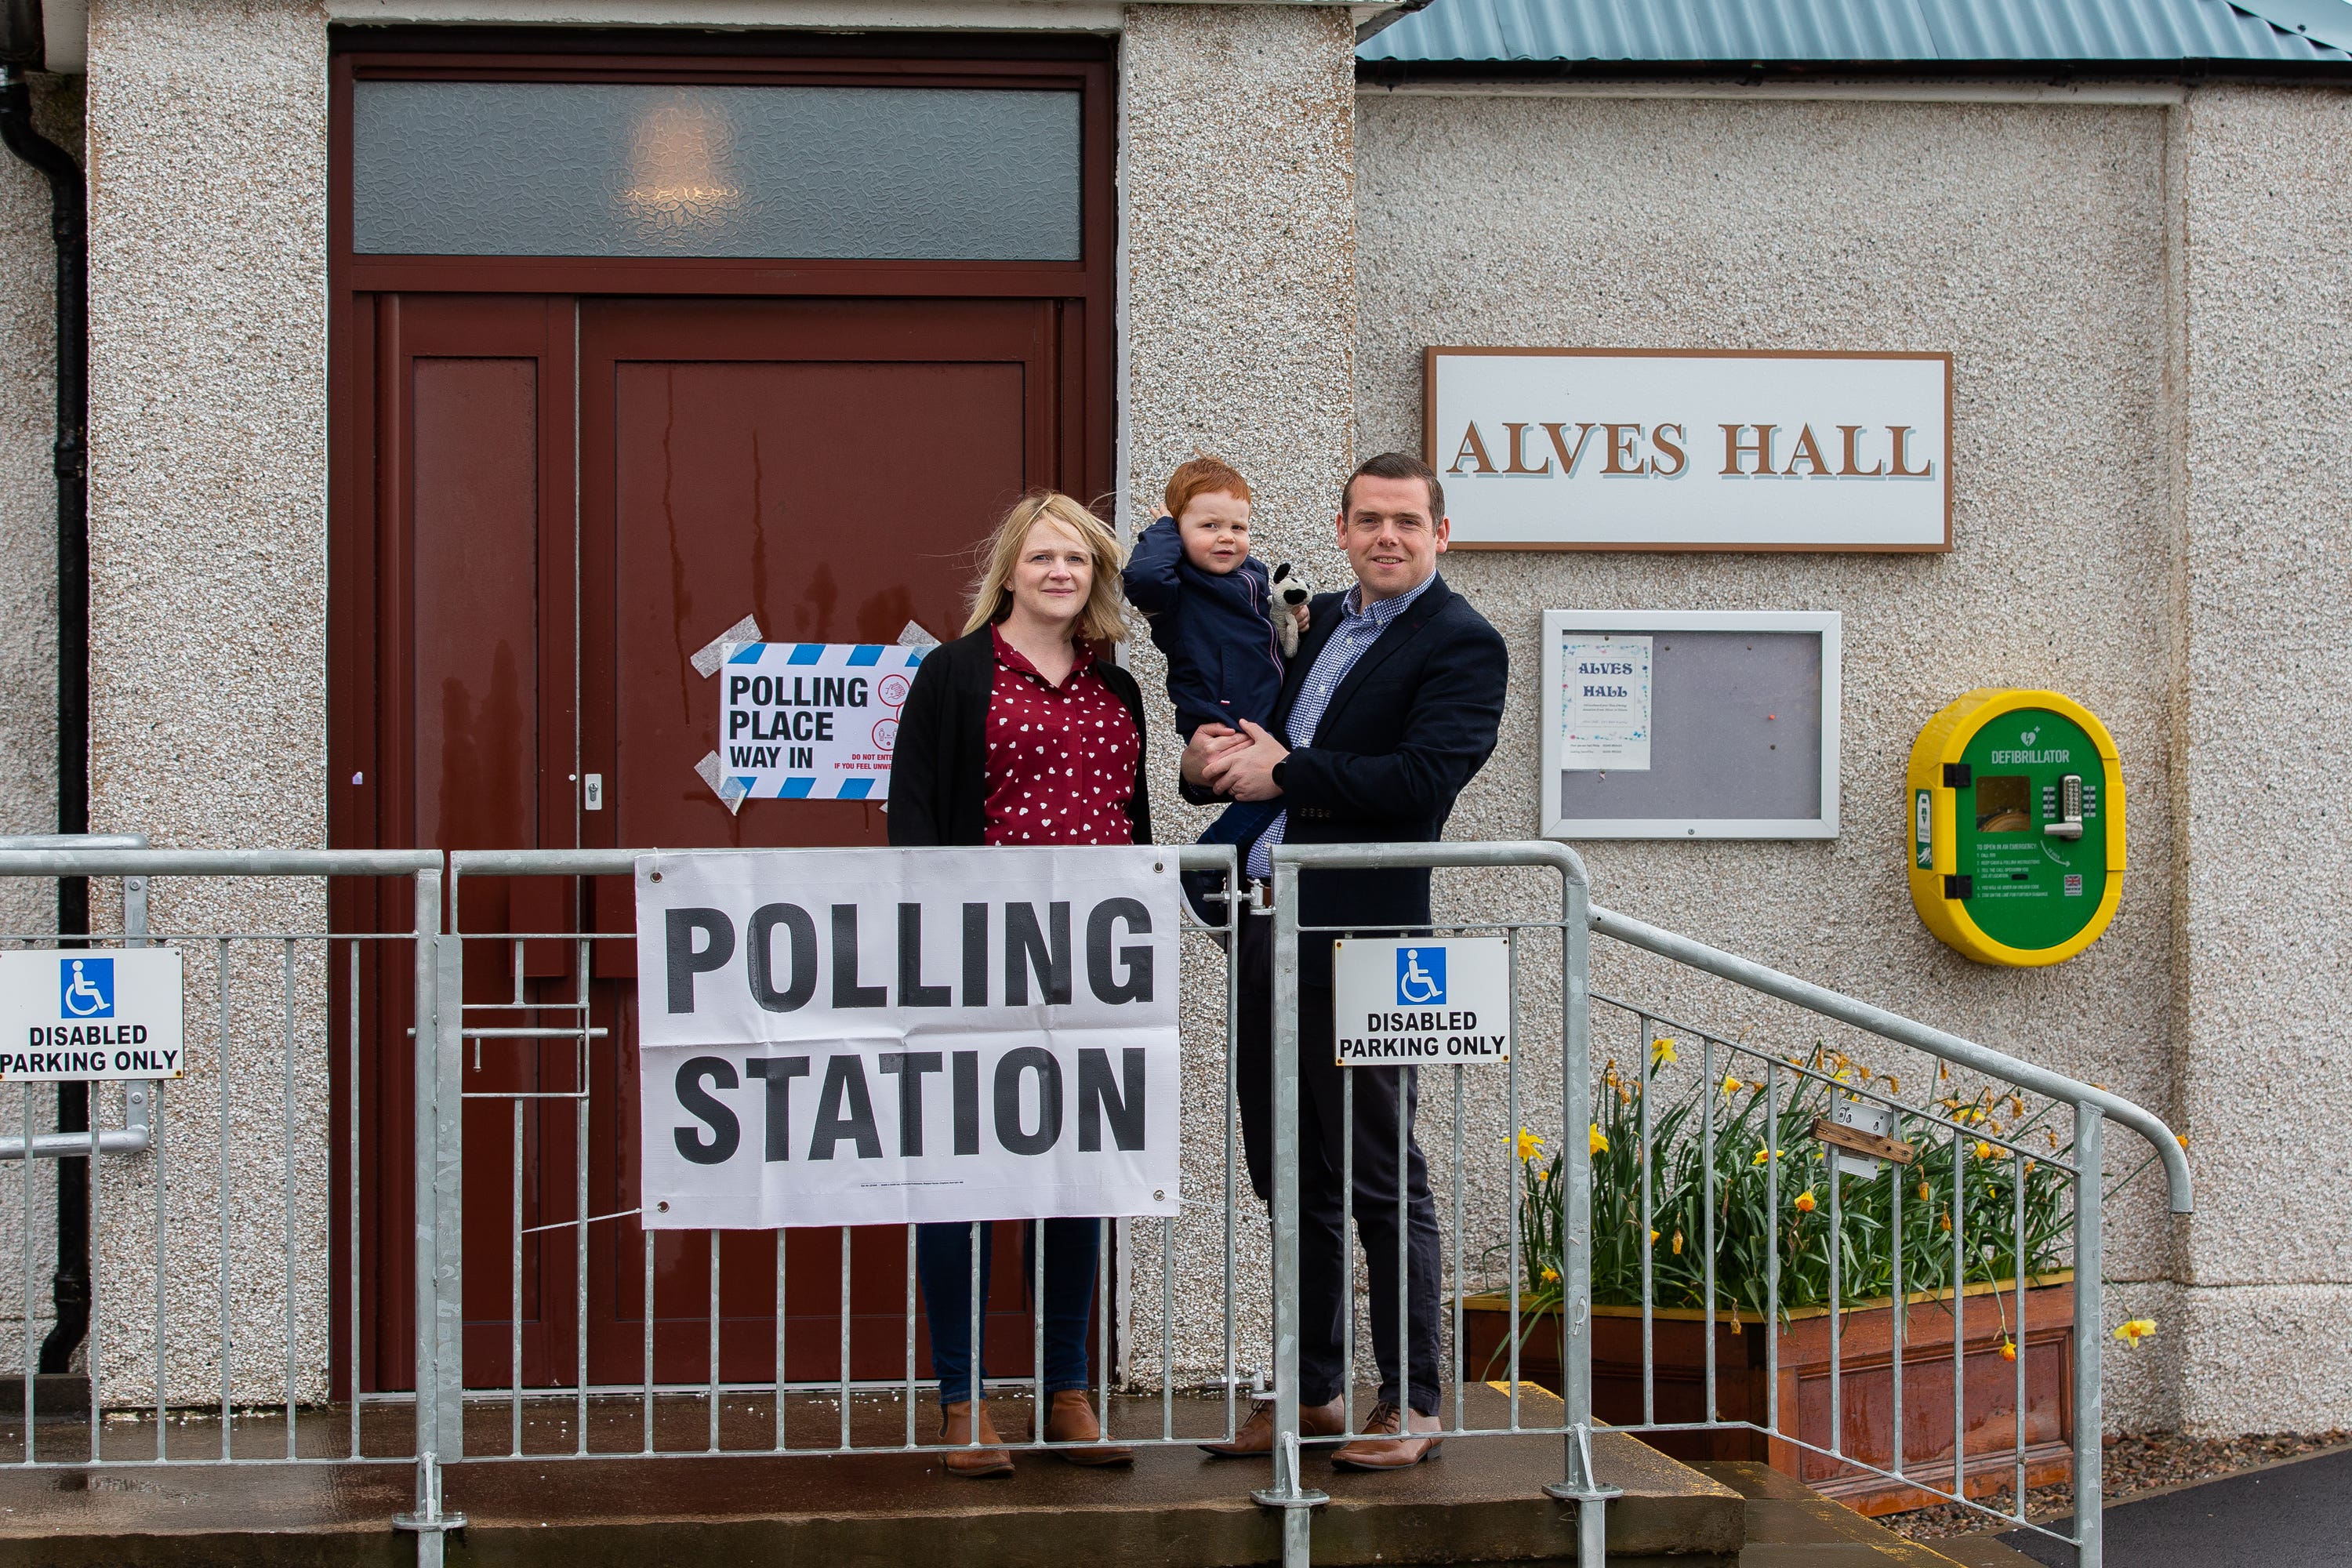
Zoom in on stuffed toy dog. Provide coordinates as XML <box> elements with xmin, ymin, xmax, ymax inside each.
<box><xmin>1272</xmin><ymin>561</ymin><xmax>1315</xmax><ymax>659</ymax></box>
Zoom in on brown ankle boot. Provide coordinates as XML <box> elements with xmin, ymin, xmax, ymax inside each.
<box><xmin>940</xmin><ymin>1400</ymin><xmax>1014</xmax><ymax>1477</ymax></box>
<box><xmin>1027</xmin><ymin>1389</ymin><xmax>1132</xmax><ymax>1466</ymax></box>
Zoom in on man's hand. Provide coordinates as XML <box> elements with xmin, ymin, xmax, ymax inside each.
<box><xmin>1181</xmin><ymin>724</ymin><xmax>1248</xmax><ymax>790</ymax></box>
<box><xmin>1204</xmin><ymin>720</ymin><xmax>1288</xmax><ymax>803</ymax></box>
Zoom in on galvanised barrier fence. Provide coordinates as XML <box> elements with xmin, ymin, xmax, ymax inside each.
<box><xmin>0</xmin><ymin>840</ymin><xmax>2187</xmax><ymax>1568</ymax></box>
<box><xmin>1257</xmin><ymin>840</ymin><xmax>2193</xmax><ymax>1568</ymax></box>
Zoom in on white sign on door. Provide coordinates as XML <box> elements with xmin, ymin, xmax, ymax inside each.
<box><xmin>719</xmin><ymin>642</ymin><xmax>924</xmax><ymax>802</ymax></box>
<box><xmin>636</xmin><ymin>847</ymin><xmax>1179</xmax><ymax>1229</ymax></box>
<box><xmin>1425</xmin><ymin>348</ymin><xmax>1951</xmax><ymax>550</ymax></box>
<box><xmin>0</xmin><ymin>949</ymin><xmax>186</xmax><ymax>1081</ymax></box>
<box><xmin>1332</xmin><ymin>937</ymin><xmax>1511</xmax><ymax>1065</ymax></box>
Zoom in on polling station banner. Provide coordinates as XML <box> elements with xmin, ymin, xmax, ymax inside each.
<box><xmin>636</xmin><ymin>847</ymin><xmax>1179</xmax><ymax>1229</ymax></box>
<box><xmin>720</xmin><ymin>642</ymin><xmax>923</xmax><ymax>800</ymax></box>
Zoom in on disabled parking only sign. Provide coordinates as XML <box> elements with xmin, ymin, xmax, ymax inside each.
<box><xmin>0</xmin><ymin>949</ymin><xmax>185</xmax><ymax>1081</ymax></box>
<box><xmin>1333</xmin><ymin>936</ymin><xmax>1511</xmax><ymax>1066</ymax></box>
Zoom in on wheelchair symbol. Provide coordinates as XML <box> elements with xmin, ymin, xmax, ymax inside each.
<box><xmin>1395</xmin><ymin>946</ymin><xmax>1445</xmax><ymax>1007</ymax></box>
<box><xmin>60</xmin><ymin>957</ymin><xmax>114</xmax><ymax>1019</ymax></box>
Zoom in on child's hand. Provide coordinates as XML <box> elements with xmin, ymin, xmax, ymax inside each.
<box><xmin>1290</xmin><ymin>603</ymin><xmax>1310</xmax><ymax>631</ymax></box>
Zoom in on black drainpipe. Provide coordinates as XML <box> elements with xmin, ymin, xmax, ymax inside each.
<box><xmin>0</xmin><ymin>63</ymin><xmax>93</xmax><ymax>1377</ymax></box>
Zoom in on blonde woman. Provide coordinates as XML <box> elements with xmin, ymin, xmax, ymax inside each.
<box><xmin>887</xmin><ymin>492</ymin><xmax>1149</xmax><ymax>1475</ymax></box>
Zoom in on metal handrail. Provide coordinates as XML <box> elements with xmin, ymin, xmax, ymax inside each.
<box><xmin>1589</xmin><ymin>904</ymin><xmax>2193</xmax><ymax>1214</ymax></box>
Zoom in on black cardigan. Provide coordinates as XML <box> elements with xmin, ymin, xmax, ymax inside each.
<box><xmin>886</xmin><ymin>626</ymin><xmax>1153</xmax><ymax>849</ymax></box>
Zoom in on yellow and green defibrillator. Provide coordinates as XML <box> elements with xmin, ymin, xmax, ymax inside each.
<box><xmin>1906</xmin><ymin>690</ymin><xmax>2124</xmax><ymax>967</ymax></box>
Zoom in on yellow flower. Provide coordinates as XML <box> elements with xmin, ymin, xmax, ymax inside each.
<box><xmin>1975</xmin><ymin>1141</ymin><xmax>1995</xmax><ymax>1160</ymax></box>
<box><xmin>1885</xmin><ymin>1074</ymin><xmax>1902</xmax><ymax>1094</ymax></box>
<box><xmin>1515</xmin><ymin>1127</ymin><xmax>1544</xmax><ymax>1163</ymax></box>
<box><xmin>2000</xmin><ymin>1339</ymin><xmax>2017</xmax><ymax>1362</ymax></box>
<box><xmin>2009</xmin><ymin>1096</ymin><xmax>2027</xmax><ymax>1119</ymax></box>
<box><xmin>1917</xmin><ymin>1181</ymin><xmax>1933</xmax><ymax>1203</ymax></box>
<box><xmin>1719</xmin><ymin>1074</ymin><xmax>1745</xmax><ymax>1096</ymax></box>
<box><xmin>2114</xmin><ymin>1319</ymin><xmax>2157</xmax><ymax>1348</ymax></box>
<box><xmin>1752</xmin><ymin>1147</ymin><xmax>1782</xmax><ymax>1166</ymax></box>
<box><xmin>1793</xmin><ymin>1189</ymin><xmax>1817</xmax><ymax>1214</ymax></box>
<box><xmin>1618</xmin><ymin>1085</ymin><xmax>1633</xmax><ymax>1106</ymax></box>
<box><xmin>1671</xmin><ymin>1229</ymin><xmax>1684</xmax><ymax>1255</ymax></box>
<box><xmin>1588</xmin><ymin>1123</ymin><xmax>1609</xmax><ymax>1156</ymax></box>
<box><xmin>1649</xmin><ymin>1228</ymin><xmax>1661</xmax><ymax>1244</ymax></box>
<box><xmin>1540</xmin><ymin>1266</ymin><xmax>1560</xmax><ymax>1285</ymax></box>
<box><xmin>1939</xmin><ymin>1062</ymin><xmax>1950</xmax><ymax>1081</ymax></box>
<box><xmin>2177</xmin><ymin>1134</ymin><xmax>2190</xmax><ymax>1151</ymax></box>
<box><xmin>1651</xmin><ymin>1036</ymin><xmax>1679</xmax><ymax>1067</ymax></box>
<box><xmin>1938</xmin><ymin>1211</ymin><xmax>1954</xmax><ymax>1233</ymax></box>
<box><xmin>2024</xmin><ymin>1160</ymin><xmax>2037</xmax><ymax>1175</ymax></box>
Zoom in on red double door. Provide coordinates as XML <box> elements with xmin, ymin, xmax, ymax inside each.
<box><xmin>332</xmin><ymin>293</ymin><xmax>1098</xmax><ymax>1394</ymax></box>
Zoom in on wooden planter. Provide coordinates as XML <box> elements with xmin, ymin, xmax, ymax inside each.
<box><xmin>1458</xmin><ymin>1275</ymin><xmax>2074</xmax><ymax>1516</ymax></box>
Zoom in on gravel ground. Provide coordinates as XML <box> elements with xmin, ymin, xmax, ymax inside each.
<box><xmin>1886</xmin><ymin>1430</ymin><xmax>2352</xmax><ymax>1541</ymax></box>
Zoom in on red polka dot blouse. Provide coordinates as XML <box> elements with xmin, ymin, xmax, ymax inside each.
<box><xmin>981</xmin><ymin>628</ymin><xmax>1141</xmax><ymax>848</ymax></box>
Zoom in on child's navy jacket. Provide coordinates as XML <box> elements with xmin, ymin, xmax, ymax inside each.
<box><xmin>1121</xmin><ymin>516</ymin><xmax>1283</xmax><ymax>738</ymax></box>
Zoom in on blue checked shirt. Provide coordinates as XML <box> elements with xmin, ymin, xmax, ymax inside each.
<box><xmin>1246</xmin><ymin>571</ymin><xmax>1438</xmax><ymax>879</ymax></box>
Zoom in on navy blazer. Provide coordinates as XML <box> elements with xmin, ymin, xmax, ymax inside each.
<box><xmin>1185</xmin><ymin>572</ymin><xmax>1508</xmax><ymax>972</ymax></box>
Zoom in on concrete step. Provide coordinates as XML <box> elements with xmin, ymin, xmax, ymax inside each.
<box><xmin>1696</xmin><ymin>1462</ymin><xmax>2043</xmax><ymax>1568</ymax></box>
<box><xmin>0</xmin><ymin>1383</ymin><xmax>1744</xmax><ymax>1566</ymax></box>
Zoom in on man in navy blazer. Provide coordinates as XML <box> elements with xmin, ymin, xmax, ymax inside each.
<box><xmin>1184</xmin><ymin>452</ymin><xmax>1508</xmax><ymax>1470</ymax></box>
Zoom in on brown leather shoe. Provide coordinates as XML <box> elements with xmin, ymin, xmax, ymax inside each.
<box><xmin>1199</xmin><ymin>1395</ymin><xmax>1348</xmax><ymax>1457</ymax></box>
<box><xmin>1330</xmin><ymin>1402</ymin><xmax>1443</xmax><ymax>1470</ymax></box>
<box><xmin>940</xmin><ymin>1400</ymin><xmax>1014</xmax><ymax>1478</ymax></box>
<box><xmin>1025</xmin><ymin>1389</ymin><xmax>1133</xmax><ymax>1466</ymax></box>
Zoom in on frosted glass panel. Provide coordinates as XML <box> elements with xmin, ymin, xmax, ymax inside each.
<box><xmin>352</xmin><ymin>81</ymin><xmax>1081</xmax><ymax>260</ymax></box>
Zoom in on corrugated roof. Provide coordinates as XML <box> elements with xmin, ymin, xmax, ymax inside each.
<box><xmin>1358</xmin><ymin>0</ymin><xmax>2352</xmax><ymax>66</ymax></box>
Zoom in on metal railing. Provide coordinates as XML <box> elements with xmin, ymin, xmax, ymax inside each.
<box><xmin>1258</xmin><ymin>839</ymin><xmax>2190</xmax><ymax>1568</ymax></box>
<box><xmin>0</xmin><ymin>839</ymin><xmax>2187</xmax><ymax>1568</ymax></box>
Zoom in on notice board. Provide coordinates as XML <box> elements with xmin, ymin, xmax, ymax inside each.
<box><xmin>1540</xmin><ymin>611</ymin><xmax>1841</xmax><ymax>840</ymax></box>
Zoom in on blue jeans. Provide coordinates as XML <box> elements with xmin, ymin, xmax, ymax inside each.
<box><xmin>916</xmin><ymin>1218</ymin><xmax>1102</xmax><ymax>1406</ymax></box>
<box><xmin>1196</xmin><ymin>798</ymin><xmax>1279</xmax><ymax>851</ymax></box>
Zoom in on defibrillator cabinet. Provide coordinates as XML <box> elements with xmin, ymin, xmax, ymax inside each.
<box><xmin>1906</xmin><ymin>689</ymin><xmax>2124</xmax><ymax>967</ymax></box>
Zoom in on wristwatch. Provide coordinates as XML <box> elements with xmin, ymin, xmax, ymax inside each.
<box><xmin>1270</xmin><ymin>759</ymin><xmax>1289</xmax><ymax>791</ymax></box>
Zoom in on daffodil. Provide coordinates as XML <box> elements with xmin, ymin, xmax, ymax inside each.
<box><xmin>1650</xmin><ymin>1036</ymin><xmax>1679</xmax><ymax>1067</ymax></box>
<box><xmin>1515</xmin><ymin>1127</ymin><xmax>1544</xmax><ymax>1163</ymax></box>
<box><xmin>2114</xmin><ymin>1319</ymin><xmax>2156</xmax><ymax>1348</ymax></box>
<box><xmin>2177</xmin><ymin>1134</ymin><xmax>2190</xmax><ymax>1151</ymax></box>
<box><xmin>1793</xmin><ymin>1189</ymin><xmax>1817</xmax><ymax>1213</ymax></box>
<box><xmin>1541</xmin><ymin>1266</ymin><xmax>1560</xmax><ymax>1285</ymax></box>
<box><xmin>1975</xmin><ymin>1140</ymin><xmax>1995</xmax><ymax>1160</ymax></box>
<box><xmin>1649</xmin><ymin>1228</ymin><xmax>1661</xmax><ymax>1244</ymax></box>
<box><xmin>1918</xmin><ymin>1181</ymin><xmax>1933</xmax><ymax>1203</ymax></box>
<box><xmin>1752</xmin><ymin>1147</ymin><xmax>1783</xmax><ymax>1167</ymax></box>
<box><xmin>1671</xmin><ymin>1229</ymin><xmax>1684</xmax><ymax>1255</ymax></box>
<box><xmin>1939</xmin><ymin>1210</ymin><xmax>1954</xmax><ymax>1233</ymax></box>
<box><xmin>1588</xmin><ymin>1123</ymin><xmax>1608</xmax><ymax>1156</ymax></box>
<box><xmin>2000</xmin><ymin>1339</ymin><xmax>2017</xmax><ymax>1362</ymax></box>
<box><xmin>1884</xmin><ymin>1074</ymin><xmax>1902</xmax><ymax>1094</ymax></box>
<box><xmin>1719</xmin><ymin>1074</ymin><xmax>1744</xmax><ymax>1096</ymax></box>
<box><xmin>2008</xmin><ymin>1096</ymin><xmax>2027</xmax><ymax>1119</ymax></box>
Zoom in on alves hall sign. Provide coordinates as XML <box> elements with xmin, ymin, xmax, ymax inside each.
<box><xmin>1425</xmin><ymin>349</ymin><xmax>1951</xmax><ymax>551</ymax></box>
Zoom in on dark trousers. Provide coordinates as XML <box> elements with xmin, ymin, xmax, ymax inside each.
<box><xmin>1237</xmin><ymin>911</ymin><xmax>1443</xmax><ymax>1415</ymax></box>
<box><xmin>916</xmin><ymin>1218</ymin><xmax>1102</xmax><ymax>1406</ymax></box>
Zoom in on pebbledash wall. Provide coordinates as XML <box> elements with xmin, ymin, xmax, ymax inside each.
<box><xmin>2</xmin><ymin>0</ymin><xmax>2345</xmax><ymax>1436</ymax></box>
